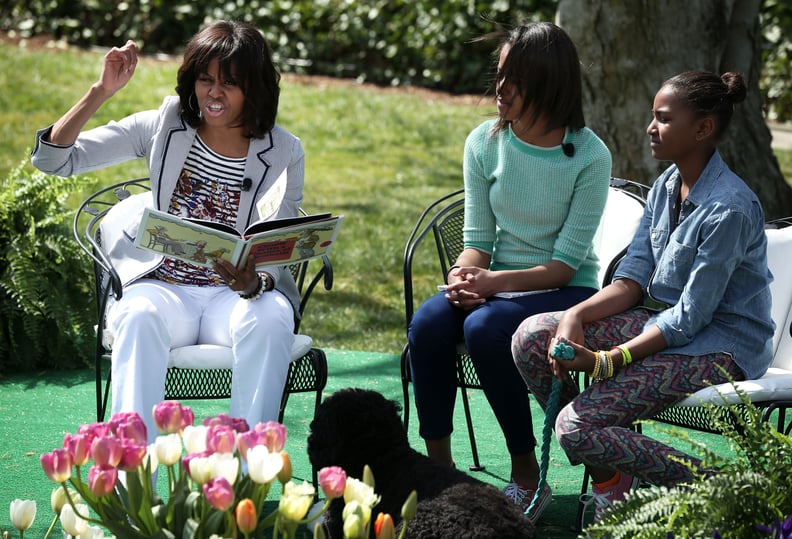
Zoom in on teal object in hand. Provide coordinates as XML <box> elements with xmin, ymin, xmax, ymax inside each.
<box><xmin>551</xmin><ymin>342</ymin><xmax>575</xmax><ymax>360</ymax></box>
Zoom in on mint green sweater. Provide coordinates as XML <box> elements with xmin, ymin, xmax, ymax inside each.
<box><xmin>463</xmin><ymin>121</ymin><xmax>612</xmax><ymax>289</ymax></box>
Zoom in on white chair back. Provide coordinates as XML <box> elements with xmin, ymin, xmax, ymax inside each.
<box><xmin>766</xmin><ymin>226</ymin><xmax>792</xmax><ymax>368</ymax></box>
<box><xmin>593</xmin><ymin>187</ymin><xmax>646</xmax><ymax>287</ymax></box>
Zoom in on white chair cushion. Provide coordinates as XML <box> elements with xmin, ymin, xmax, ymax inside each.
<box><xmin>669</xmin><ymin>225</ymin><xmax>792</xmax><ymax>410</ymax></box>
<box><xmin>593</xmin><ymin>188</ymin><xmax>645</xmax><ymax>286</ymax></box>
<box><xmin>167</xmin><ymin>334</ymin><xmax>313</xmax><ymax>369</ymax></box>
<box><xmin>766</xmin><ymin>226</ymin><xmax>792</xmax><ymax>357</ymax></box>
<box><xmin>773</xmin><ymin>307</ymin><xmax>792</xmax><ymax>371</ymax></box>
<box><xmin>674</xmin><ymin>367</ymin><xmax>792</xmax><ymax>406</ymax></box>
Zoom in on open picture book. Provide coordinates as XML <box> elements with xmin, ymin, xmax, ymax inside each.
<box><xmin>134</xmin><ymin>207</ymin><xmax>343</xmax><ymax>268</ymax></box>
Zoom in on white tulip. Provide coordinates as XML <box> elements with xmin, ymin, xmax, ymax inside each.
<box><xmin>278</xmin><ymin>480</ymin><xmax>315</xmax><ymax>522</ymax></box>
<box><xmin>143</xmin><ymin>444</ymin><xmax>159</xmax><ymax>473</ymax></box>
<box><xmin>246</xmin><ymin>445</ymin><xmax>283</xmax><ymax>484</ymax></box>
<box><xmin>50</xmin><ymin>486</ymin><xmax>81</xmax><ymax>514</ymax></box>
<box><xmin>77</xmin><ymin>525</ymin><xmax>109</xmax><ymax>538</ymax></box>
<box><xmin>182</xmin><ymin>425</ymin><xmax>208</xmax><ymax>454</ymax></box>
<box><xmin>208</xmin><ymin>452</ymin><xmax>239</xmax><ymax>484</ymax></box>
<box><xmin>9</xmin><ymin>499</ymin><xmax>36</xmax><ymax>531</ymax></box>
<box><xmin>188</xmin><ymin>455</ymin><xmax>213</xmax><ymax>486</ymax></box>
<box><xmin>60</xmin><ymin>503</ymin><xmax>90</xmax><ymax>537</ymax></box>
<box><xmin>343</xmin><ymin>478</ymin><xmax>381</xmax><ymax>527</ymax></box>
<box><xmin>154</xmin><ymin>433</ymin><xmax>183</xmax><ymax>466</ymax></box>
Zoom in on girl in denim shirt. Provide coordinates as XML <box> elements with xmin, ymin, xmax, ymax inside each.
<box><xmin>511</xmin><ymin>70</ymin><xmax>774</xmax><ymax>522</ymax></box>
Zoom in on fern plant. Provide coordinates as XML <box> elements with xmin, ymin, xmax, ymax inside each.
<box><xmin>0</xmin><ymin>162</ymin><xmax>97</xmax><ymax>373</ymax></box>
<box><xmin>582</xmin><ymin>384</ymin><xmax>792</xmax><ymax>538</ymax></box>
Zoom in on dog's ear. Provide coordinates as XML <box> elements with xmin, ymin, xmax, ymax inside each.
<box><xmin>307</xmin><ymin>388</ymin><xmax>409</xmax><ymax>474</ymax></box>
<box><xmin>307</xmin><ymin>399</ymin><xmax>342</xmax><ymax>468</ymax></box>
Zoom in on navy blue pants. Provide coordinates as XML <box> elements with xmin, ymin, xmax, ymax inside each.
<box><xmin>407</xmin><ymin>286</ymin><xmax>596</xmax><ymax>455</ymax></box>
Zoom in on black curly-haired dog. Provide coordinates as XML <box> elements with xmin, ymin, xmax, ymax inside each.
<box><xmin>307</xmin><ymin>387</ymin><xmax>535</xmax><ymax>538</ymax></box>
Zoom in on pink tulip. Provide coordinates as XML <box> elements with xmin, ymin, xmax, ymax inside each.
<box><xmin>201</xmin><ymin>413</ymin><xmax>249</xmax><ymax>432</ymax></box>
<box><xmin>206</xmin><ymin>425</ymin><xmax>236</xmax><ymax>454</ymax></box>
<box><xmin>40</xmin><ymin>449</ymin><xmax>72</xmax><ymax>483</ymax></box>
<box><xmin>63</xmin><ymin>433</ymin><xmax>90</xmax><ymax>467</ymax></box>
<box><xmin>236</xmin><ymin>430</ymin><xmax>261</xmax><ymax>461</ymax></box>
<box><xmin>118</xmin><ymin>439</ymin><xmax>148</xmax><ymax>471</ymax></box>
<box><xmin>203</xmin><ymin>413</ymin><xmax>232</xmax><ymax>428</ymax></box>
<box><xmin>202</xmin><ymin>477</ymin><xmax>235</xmax><ymax>511</ymax></box>
<box><xmin>91</xmin><ymin>436</ymin><xmax>123</xmax><ymax>468</ymax></box>
<box><xmin>153</xmin><ymin>401</ymin><xmax>185</xmax><ymax>434</ymax></box>
<box><xmin>88</xmin><ymin>465</ymin><xmax>118</xmax><ymax>496</ymax></box>
<box><xmin>255</xmin><ymin>421</ymin><xmax>287</xmax><ymax>452</ymax></box>
<box><xmin>231</xmin><ymin>417</ymin><xmax>249</xmax><ymax>433</ymax></box>
<box><xmin>180</xmin><ymin>406</ymin><xmax>195</xmax><ymax>430</ymax></box>
<box><xmin>109</xmin><ymin>411</ymin><xmax>147</xmax><ymax>444</ymax></box>
<box><xmin>319</xmin><ymin>466</ymin><xmax>347</xmax><ymax>500</ymax></box>
<box><xmin>78</xmin><ymin>422</ymin><xmax>111</xmax><ymax>447</ymax></box>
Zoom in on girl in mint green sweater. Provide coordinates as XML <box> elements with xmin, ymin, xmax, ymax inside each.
<box><xmin>407</xmin><ymin>21</ymin><xmax>611</xmax><ymax>524</ymax></box>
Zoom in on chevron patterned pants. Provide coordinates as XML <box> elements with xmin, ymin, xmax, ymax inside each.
<box><xmin>512</xmin><ymin>307</ymin><xmax>744</xmax><ymax>487</ymax></box>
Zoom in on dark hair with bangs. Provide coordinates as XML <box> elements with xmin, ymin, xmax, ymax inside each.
<box><xmin>176</xmin><ymin>20</ymin><xmax>280</xmax><ymax>138</ymax></box>
<box><xmin>482</xmin><ymin>22</ymin><xmax>585</xmax><ymax>135</ymax></box>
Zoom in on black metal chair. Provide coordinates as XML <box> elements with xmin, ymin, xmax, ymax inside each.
<box><xmin>73</xmin><ymin>178</ymin><xmax>333</xmax><ymax>484</ymax></box>
<box><xmin>400</xmin><ymin>178</ymin><xmax>649</xmax><ymax>472</ymax></box>
<box><xmin>399</xmin><ymin>188</ymin><xmax>486</xmax><ymax>469</ymax></box>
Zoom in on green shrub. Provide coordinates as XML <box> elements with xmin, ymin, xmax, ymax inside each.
<box><xmin>0</xmin><ymin>162</ymin><xmax>97</xmax><ymax>373</ymax></box>
<box><xmin>583</xmin><ymin>385</ymin><xmax>792</xmax><ymax>538</ymax></box>
<box><xmin>761</xmin><ymin>0</ymin><xmax>792</xmax><ymax>122</ymax></box>
<box><xmin>0</xmin><ymin>0</ymin><xmax>556</xmax><ymax>94</ymax></box>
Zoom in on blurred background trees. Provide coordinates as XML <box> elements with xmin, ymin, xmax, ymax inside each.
<box><xmin>2</xmin><ymin>0</ymin><xmax>790</xmax><ymax>213</ymax></box>
<box><xmin>561</xmin><ymin>0</ymin><xmax>792</xmax><ymax>218</ymax></box>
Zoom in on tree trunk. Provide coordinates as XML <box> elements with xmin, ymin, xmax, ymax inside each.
<box><xmin>558</xmin><ymin>0</ymin><xmax>792</xmax><ymax>218</ymax></box>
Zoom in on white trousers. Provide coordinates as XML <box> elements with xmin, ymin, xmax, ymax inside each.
<box><xmin>106</xmin><ymin>279</ymin><xmax>295</xmax><ymax>442</ymax></box>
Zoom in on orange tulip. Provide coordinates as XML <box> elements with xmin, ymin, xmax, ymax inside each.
<box><xmin>374</xmin><ymin>512</ymin><xmax>395</xmax><ymax>539</ymax></box>
<box><xmin>235</xmin><ymin>498</ymin><xmax>257</xmax><ymax>534</ymax></box>
<box><xmin>278</xmin><ymin>451</ymin><xmax>293</xmax><ymax>484</ymax></box>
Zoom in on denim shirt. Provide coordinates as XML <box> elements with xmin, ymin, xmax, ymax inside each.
<box><xmin>614</xmin><ymin>151</ymin><xmax>774</xmax><ymax>380</ymax></box>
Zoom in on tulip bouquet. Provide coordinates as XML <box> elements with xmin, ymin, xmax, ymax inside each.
<box><xmin>16</xmin><ymin>401</ymin><xmax>415</xmax><ymax>539</ymax></box>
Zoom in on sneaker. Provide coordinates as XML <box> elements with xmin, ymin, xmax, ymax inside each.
<box><xmin>503</xmin><ymin>480</ymin><xmax>553</xmax><ymax>524</ymax></box>
<box><xmin>579</xmin><ymin>472</ymin><xmax>640</xmax><ymax>523</ymax></box>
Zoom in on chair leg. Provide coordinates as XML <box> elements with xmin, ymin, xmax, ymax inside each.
<box><xmin>309</xmin><ymin>348</ymin><xmax>328</xmax><ymax>491</ymax></box>
<box><xmin>97</xmin><ymin>352</ymin><xmax>112</xmax><ymax>422</ymax></box>
<box><xmin>400</xmin><ymin>345</ymin><xmax>411</xmax><ymax>431</ymax></box>
<box><xmin>458</xmin><ymin>385</ymin><xmax>484</xmax><ymax>471</ymax></box>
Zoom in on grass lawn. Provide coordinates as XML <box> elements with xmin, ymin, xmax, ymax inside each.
<box><xmin>1</xmin><ymin>38</ymin><xmax>791</xmax><ymax>356</ymax></box>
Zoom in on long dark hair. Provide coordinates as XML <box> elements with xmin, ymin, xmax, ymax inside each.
<box><xmin>662</xmin><ymin>70</ymin><xmax>747</xmax><ymax>141</ymax></box>
<box><xmin>176</xmin><ymin>20</ymin><xmax>280</xmax><ymax>138</ymax></box>
<box><xmin>479</xmin><ymin>22</ymin><xmax>585</xmax><ymax>135</ymax></box>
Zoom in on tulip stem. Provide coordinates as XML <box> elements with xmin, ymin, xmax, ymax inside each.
<box><xmin>42</xmin><ymin>514</ymin><xmax>59</xmax><ymax>539</ymax></box>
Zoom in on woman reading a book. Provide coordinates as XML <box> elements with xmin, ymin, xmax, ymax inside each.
<box><xmin>31</xmin><ymin>20</ymin><xmax>304</xmax><ymax>441</ymax></box>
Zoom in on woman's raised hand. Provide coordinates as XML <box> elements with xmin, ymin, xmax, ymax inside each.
<box><xmin>98</xmin><ymin>40</ymin><xmax>139</xmax><ymax>95</ymax></box>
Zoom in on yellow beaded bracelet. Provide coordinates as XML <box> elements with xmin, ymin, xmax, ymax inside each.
<box><xmin>603</xmin><ymin>350</ymin><xmax>613</xmax><ymax>379</ymax></box>
<box><xmin>592</xmin><ymin>351</ymin><xmax>602</xmax><ymax>380</ymax></box>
